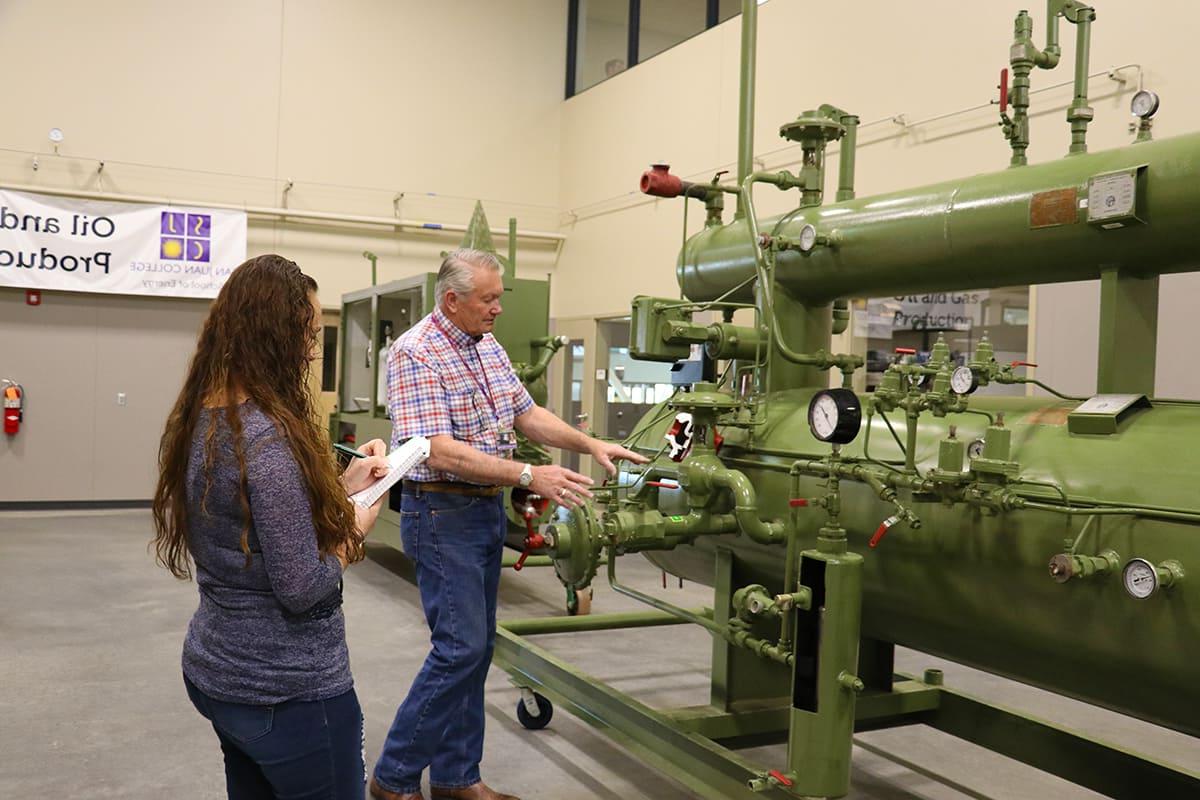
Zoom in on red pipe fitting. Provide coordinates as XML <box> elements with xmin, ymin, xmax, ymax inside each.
<box><xmin>788</xmin><ymin>498</ymin><xmax>809</xmax><ymax>508</ymax></box>
<box><xmin>640</xmin><ymin>163</ymin><xmax>685</xmax><ymax>198</ymax></box>
<box><xmin>999</xmin><ymin>67</ymin><xmax>1009</xmax><ymax>114</ymax></box>
<box><xmin>1010</xmin><ymin>360</ymin><xmax>1038</xmax><ymax>368</ymax></box>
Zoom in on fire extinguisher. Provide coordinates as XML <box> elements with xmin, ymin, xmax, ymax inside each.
<box><xmin>3</xmin><ymin>379</ymin><xmax>23</xmax><ymax>436</ymax></box>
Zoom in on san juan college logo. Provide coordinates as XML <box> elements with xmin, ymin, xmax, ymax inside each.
<box><xmin>160</xmin><ymin>212</ymin><xmax>211</xmax><ymax>262</ymax></box>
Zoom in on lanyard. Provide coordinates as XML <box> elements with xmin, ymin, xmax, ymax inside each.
<box><xmin>432</xmin><ymin>316</ymin><xmax>501</xmax><ymax>420</ymax></box>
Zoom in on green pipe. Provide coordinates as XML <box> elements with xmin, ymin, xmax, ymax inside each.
<box><xmin>607</xmin><ymin>556</ymin><xmax>793</xmax><ymax>667</ymax></box>
<box><xmin>518</xmin><ymin>335</ymin><xmax>567</xmax><ymax>383</ymax></box>
<box><xmin>501</xmin><ymin>553</ymin><xmax>554</xmax><ymax>569</ymax></box>
<box><xmin>1017</xmin><ymin>498</ymin><xmax>1200</xmax><ymax>525</ymax></box>
<box><xmin>701</xmin><ymin>463</ymin><xmax>786</xmax><ymax>544</ymax></box>
<box><xmin>500</xmin><ymin>609</ymin><xmax>703</xmax><ymax>636</ymax></box>
<box><xmin>735</xmin><ymin>0</ymin><xmax>757</xmax><ymax>219</ymax></box>
<box><xmin>362</xmin><ymin>250</ymin><xmax>378</xmax><ymax>287</ymax></box>
<box><xmin>904</xmin><ymin>411</ymin><xmax>920</xmax><ymax>474</ymax></box>
<box><xmin>1066</xmin><ymin>5</ymin><xmax>1095</xmax><ymax>155</ymax></box>
<box><xmin>831</xmin><ymin>299</ymin><xmax>850</xmax><ymax>335</ymax></box>
<box><xmin>507</xmin><ymin>217</ymin><xmax>517</xmax><ymax>278</ymax></box>
<box><xmin>835</xmin><ymin>114</ymin><xmax>858</xmax><ymax>202</ymax></box>
<box><xmin>1041</xmin><ymin>2</ymin><xmax>1063</xmax><ymax>65</ymax></box>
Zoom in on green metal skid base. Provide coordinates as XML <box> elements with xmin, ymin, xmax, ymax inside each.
<box><xmin>494</xmin><ymin>616</ymin><xmax>1200</xmax><ymax>800</ymax></box>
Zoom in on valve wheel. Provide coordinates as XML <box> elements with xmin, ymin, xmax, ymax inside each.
<box><xmin>516</xmin><ymin>692</ymin><xmax>554</xmax><ymax>730</ymax></box>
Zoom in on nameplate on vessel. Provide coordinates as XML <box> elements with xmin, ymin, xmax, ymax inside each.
<box><xmin>1086</xmin><ymin>166</ymin><xmax>1146</xmax><ymax>228</ymax></box>
<box><xmin>1029</xmin><ymin>187</ymin><xmax>1079</xmax><ymax>229</ymax></box>
<box><xmin>1067</xmin><ymin>393</ymin><xmax>1150</xmax><ymax>435</ymax></box>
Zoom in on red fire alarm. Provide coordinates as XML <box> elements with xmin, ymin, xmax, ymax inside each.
<box><xmin>25</xmin><ymin>290</ymin><xmax>41</xmax><ymax>306</ymax></box>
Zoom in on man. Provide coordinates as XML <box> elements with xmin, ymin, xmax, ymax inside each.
<box><xmin>370</xmin><ymin>248</ymin><xmax>646</xmax><ymax>800</ymax></box>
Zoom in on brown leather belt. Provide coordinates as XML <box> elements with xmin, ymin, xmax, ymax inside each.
<box><xmin>402</xmin><ymin>480</ymin><xmax>503</xmax><ymax>498</ymax></box>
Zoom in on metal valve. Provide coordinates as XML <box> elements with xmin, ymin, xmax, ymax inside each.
<box><xmin>513</xmin><ymin>495</ymin><xmax>546</xmax><ymax>572</ymax></box>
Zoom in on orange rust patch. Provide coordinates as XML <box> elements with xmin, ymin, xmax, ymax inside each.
<box><xmin>1030</xmin><ymin>187</ymin><xmax>1079</xmax><ymax>228</ymax></box>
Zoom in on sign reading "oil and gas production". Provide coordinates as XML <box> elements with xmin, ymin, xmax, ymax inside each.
<box><xmin>0</xmin><ymin>188</ymin><xmax>246</xmax><ymax>299</ymax></box>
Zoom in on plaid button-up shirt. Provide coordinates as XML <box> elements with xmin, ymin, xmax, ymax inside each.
<box><xmin>387</xmin><ymin>306</ymin><xmax>534</xmax><ymax>483</ymax></box>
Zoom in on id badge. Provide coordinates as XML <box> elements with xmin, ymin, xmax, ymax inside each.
<box><xmin>497</xmin><ymin>428</ymin><xmax>517</xmax><ymax>457</ymax></box>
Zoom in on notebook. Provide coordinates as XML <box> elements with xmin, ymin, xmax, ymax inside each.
<box><xmin>349</xmin><ymin>436</ymin><xmax>431</xmax><ymax>508</ymax></box>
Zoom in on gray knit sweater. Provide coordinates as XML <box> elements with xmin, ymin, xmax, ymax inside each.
<box><xmin>181</xmin><ymin>403</ymin><xmax>350</xmax><ymax>704</ymax></box>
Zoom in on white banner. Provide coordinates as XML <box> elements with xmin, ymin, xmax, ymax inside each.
<box><xmin>0</xmin><ymin>189</ymin><xmax>247</xmax><ymax>299</ymax></box>
<box><xmin>858</xmin><ymin>292</ymin><xmax>987</xmax><ymax>338</ymax></box>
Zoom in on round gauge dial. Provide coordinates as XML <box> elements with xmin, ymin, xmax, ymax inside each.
<box><xmin>1122</xmin><ymin>558</ymin><xmax>1159</xmax><ymax>599</ymax></box>
<box><xmin>48</xmin><ymin>127</ymin><xmax>64</xmax><ymax>144</ymax></box>
<box><xmin>967</xmin><ymin>439</ymin><xmax>986</xmax><ymax>459</ymax></box>
<box><xmin>797</xmin><ymin>224</ymin><xmax>817</xmax><ymax>252</ymax></box>
<box><xmin>807</xmin><ymin>388</ymin><xmax>862</xmax><ymax>444</ymax></box>
<box><xmin>1130</xmin><ymin>90</ymin><xmax>1160</xmax><ymax>120</ymax></box>
<box><xmin>951</xmin><ymin>365</ymin><xmax>978</xmax><ymax>395</ymax></box>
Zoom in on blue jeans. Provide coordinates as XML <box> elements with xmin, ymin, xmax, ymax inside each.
<box><xmin>185</xmin><ymin>675</ymin><xmax>365</xmax><ymax>799</ymax></box>
<box><xmin>373</xmin><ymin>489</ymin><xmax>505</xmax><ymax>795</ymax></box>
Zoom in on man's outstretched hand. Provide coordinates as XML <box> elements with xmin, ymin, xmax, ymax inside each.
<box><xmin>590</xmin><ymin>441</ymin><xmax>649</xmax><ymax>477</ymax></box>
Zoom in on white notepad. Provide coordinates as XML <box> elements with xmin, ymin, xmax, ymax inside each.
<box><xmin>349</xmin><ymin>436</ymin><xmax>431</xmax><ymax>508</ymax></box>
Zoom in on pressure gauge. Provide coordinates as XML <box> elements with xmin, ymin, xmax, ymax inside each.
<box><xmin>967</xmin><ymin>439</ymin><xmax>986</xmax><ymax>459</ymax></box>
<box><xmin>950</xmin><ymin>365</ymin><xmax>978</xmax><ymax>395</ymax></box>
<box><xmin>807</xmin><ymin>388</ymin><xmax>862</xmax><ymax>444</ymax></box>
<box><xmin>1130</xmin><ymin>90</ymin><xmax>1160</xmax><ymax>120</ymax></box>
<box><xmin>1122</xmin><ymin>558</ymin><xmax>1159</xmax><ymax>599</ymax></box>
<box><xmin>796</xmin><ymin>224</ymin><xmax>817</xmax><ymax>253</ymax></box>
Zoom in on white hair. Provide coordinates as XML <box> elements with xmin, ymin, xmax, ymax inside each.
<box><xmin>435</xmin><ymin>248</ymin><xmax>502</xmax><ymax>308</ymax></box>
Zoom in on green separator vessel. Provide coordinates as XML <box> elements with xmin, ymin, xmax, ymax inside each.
<box><xmin>494</xmin><ymin>1</ymin><xmax>1200</xmax><ymax>798</ymax></box>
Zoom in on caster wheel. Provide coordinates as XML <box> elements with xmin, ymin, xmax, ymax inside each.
<box><xmin>516</xmin><ymin>692</ymin><xmax>553</xmax><ymax>730</ymax></box>
<box><xmin>567</xmin><ymin>587</ymin><xmax>593</xmax><ymax>616</ymax></box>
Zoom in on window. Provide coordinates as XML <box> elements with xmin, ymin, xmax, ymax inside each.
<box><xmin>853</xmin><ymin>287</ymin><xmax>1032</xmax><ymax>397</ymax></box>
<box><xmin>638</xmin><ymin>1</ymin><xmax>708</xmax><ymax>62</ymax></box>
<box><xmin>321</xmin><ymin>325</ymin><xmax>338</xmax><ymax>392</ymax></box>
<box><xmin>567</xmin><ymin>0</ymin><xmax>746</xmax><ymax>97</ymax></box>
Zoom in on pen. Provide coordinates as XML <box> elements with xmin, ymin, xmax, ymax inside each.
<box><xmin>333</xmin><ymin>442</ymin><xmax>367</xmax><ymax>460</ymax></box>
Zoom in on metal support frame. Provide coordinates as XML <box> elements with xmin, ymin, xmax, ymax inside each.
<box><xmin>1097</xmin><ymin>267</ymin><xmax>1159</xmax><ymax>396</ymax></box>
<box><xmin>494</xmin><ymin>616</ymin><xmax>1200</xmax><ymax>799</ymax></box>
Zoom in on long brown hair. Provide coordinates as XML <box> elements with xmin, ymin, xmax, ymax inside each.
<box><xmin>152</xmin><ymin>254</ymin><xmax>362</xmax><ymax>579</ymax></box>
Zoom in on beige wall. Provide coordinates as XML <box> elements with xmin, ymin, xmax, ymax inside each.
<box><xmin>0</xmin><ymin>0</ymin><xmax>566</xmax><ymax>305</ymax></box>
<box><xmin>0</xmin><ymin>0</ymin><xmax>566</xmax><ymax>502</ymax></box>
<box><xmin>553</xmin><ymin>0</ymin><xmax>1200</xmax><ymax>399</ymax></box>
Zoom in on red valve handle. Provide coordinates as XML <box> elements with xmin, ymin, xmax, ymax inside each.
<box><xmin>768</xmin><ymin>770</ymin><xmax>794</xmax><ymax>788</ymax></box>
<box><xmin>713</xmin><ymin>429</ymin><xmax>724</xmax><ymax>454</ymax></box>
<box><xmin>513</xmin><ymin>531</ymin><xmax>545</xmax><ymax>571</ymax></box>
<box><xmin>789</xmin><ymin>498</ymin><xmax>809</xmax><ymax>508</ymax></box>
<box><xmin>514</xmin><ymin>514</ymin><xmax>545</xmax><ymax>572</ymax></box>
<box><xmin>999</xmin><ymin>67</ymin><xmax>1009</xmax><ymax>114</ymax></box>
<box><xmin>1010</xmin><ymin>360</ymin><xmax>1038</xmax><ymax>368</ymax></box>
<box><xmin>894</xmin><ymin>347</ymin><xmax>917</xmax><ymax>355</ymax></box>
<box><xmin>868</xmin><ymin>515</ymin><xmax>900</xmax><ymax>549</ymax></box>
<box><xmin>646</xmin><ymin>481</ymin><xmax>680</xmax><ymax>489</ymax></box>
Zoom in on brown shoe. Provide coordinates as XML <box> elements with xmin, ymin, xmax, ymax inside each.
<box><xmin>430</xmin><ymin>782</ymin><xmax>520</xmax><ymax>800</ymax></box>
<box><xmin>369</xmin><ymin>776</ymin><xmax>426</xmax><ymax>800</ymax></box>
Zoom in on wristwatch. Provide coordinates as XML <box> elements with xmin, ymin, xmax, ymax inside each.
<box><xmin>518</xmin><ymin>463</ymin><xmax>534</xmax><ymax>488</ymax></box>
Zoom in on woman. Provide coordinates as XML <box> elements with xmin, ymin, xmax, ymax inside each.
<box><xmin>153</xmin><ymin>254</ymin><xmax>388</xmax><ymax>799</ymax></box>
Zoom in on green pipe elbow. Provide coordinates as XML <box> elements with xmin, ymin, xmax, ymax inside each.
<box><xmin>710</xmin><ymin>467</ymin><xmax>786</xmax><ymax>544</ymax></box>
<box><xmin>831</xmin><ymin>300</ymin><xmax>850</xmax><ymax>335</ymax></box>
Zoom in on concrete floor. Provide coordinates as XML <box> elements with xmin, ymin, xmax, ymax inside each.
<box><xmin>2</xmin><ymin>510</ymin><xmax>1197</xmax><ymax>799</ymax></box>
